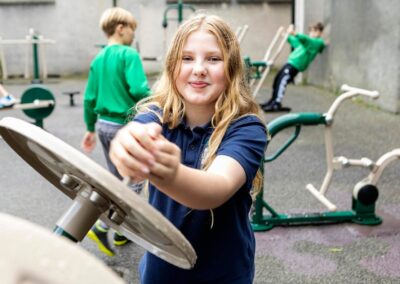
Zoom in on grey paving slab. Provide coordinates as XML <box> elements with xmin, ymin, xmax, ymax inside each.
<box><xmin>0</xmin><ymin>78</ymin><xmax>399</xmax><ymax>284</ymax></box>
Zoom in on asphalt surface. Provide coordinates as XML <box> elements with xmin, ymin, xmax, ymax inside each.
<box><xmin>0</xmin><ymin>77</ymin><xmax>399</xmax><ymax>284</ymax></box>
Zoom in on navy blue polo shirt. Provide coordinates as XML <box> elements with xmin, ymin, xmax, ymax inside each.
<box><xmin>134</xmin><ymin>110</ymin><xmax>267</xmax><ymax>284</ymax></box>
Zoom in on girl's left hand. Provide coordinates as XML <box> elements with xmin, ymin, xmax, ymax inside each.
<box><xmin>110</xmin><ymin>122</ymin><xmax>161</xmax><ymax>182</ymax></box>
<box><xmin>149</xmin><ymin>137</ymin><xmax>181</xmax><ymax>188</ymax></box>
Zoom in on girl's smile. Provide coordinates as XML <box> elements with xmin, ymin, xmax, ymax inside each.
<box><xmin>189</xmin><ymin>81</ymin><xmax>210</xmax><ymax>88</ymax></box>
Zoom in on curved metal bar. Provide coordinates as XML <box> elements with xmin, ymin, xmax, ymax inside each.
<box><xmin>265</xmin><ymin>125</ymin><xmax>301</xmax><ymax>162</ymax></box>
<box><xmin>264</xmin><ymin>113</ymin><xmax>326</xmax><ymax>162</ymax></box>
<box><xmin>368</xmin><ymin>149</ymin><xmax>400</xmax><ymax>185</ymax></box>
<box><xmin>268</xmin><ymin>112</ymin><xmax>326</xmax><ymax>137</ymax></box>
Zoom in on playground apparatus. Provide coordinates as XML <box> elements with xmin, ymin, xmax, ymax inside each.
<box><xmin>0</xmin><ymin>117</ymin><xmax>197</xmax><ymax>270</ymax></box>
<box><xmin>0</xmin><ymin>213</ymin><xmax>124</xmax><ymax>284</ymax></box>
<box><xmin>0</xmin><ymin>28</ymin><xmax>55</xmax><ymax>83</ymax></box>
<box><xmin>235</xmin><ymin>25</ymin><xmax>249</xmax><ymax>44</ymax></box>
<box><xmin>142</xmin><ymin>0</ymin><xmax>195</xmax><ymax>62</ymax></box>
<box><xmin>162</xmin><ymin>0</ymin><xmax>196</xmax><ymax>28</ymax></box>
<box><xmin>0</xmin><ymin>29</ymin><xmax>56</xmax><ymax>127</ymax></box>
<box><xmin>244</xmin><ymin>25</ymin><xmax>289</xmax><ymax>98</ymax></box>
<box><xmin>0</xmin><ymin>85</ymin><xmax>55</xmax><ymax>128</ymax></box>
<box><xmin>251</xmin><ymin>84</ymin><xmax>400</xmax><ymax>231</ymax></box>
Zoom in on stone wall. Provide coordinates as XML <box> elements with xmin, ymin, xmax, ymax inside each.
<box><xmin>304</xmin><ymin>0</ymin><xmax>400</xmax><ymax>113</ymax></box>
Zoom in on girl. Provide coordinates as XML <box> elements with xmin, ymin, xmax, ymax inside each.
<box><xmin>110</xmin><ymin>14</ymin><xmax>268</xmax><ymax>284</ymax></box>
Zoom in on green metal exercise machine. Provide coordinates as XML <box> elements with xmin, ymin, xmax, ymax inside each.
<box><xmin>252</xmin><ymin>85</ymin><xmax>399</xmax><ymax>231</ymax></box>
<box><xmin>244</xmin><ymin>26</ymin><xmax>289</xmax><ymax>98</ymax></box>
<box><xmin>0</xmin><ymin>29</ymin><xmax>56</xmax><ymax>127</ymax></box>
<box><xmin>25</xmin><ymin>29</ymin><xmax>55</xmax><ymax>126</ymax></box>
<box><xmin>0</xmin><ymin>85</ymin><xmax>55</xmax><ymax>128</ymax></box>
<box><xmin>141</xmin><ymin>1</ymin><xmax>195</xmax><ymax>62</ymax></box>
<box><xmin>162</xmin><ymin>0</ymin><xmax>196</xmax><ymax>28</ymax></box>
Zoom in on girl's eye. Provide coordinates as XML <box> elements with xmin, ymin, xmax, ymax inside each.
<box><xmin>182</xmin><ymin>56</ymin><xmax>193</xmax><ymax>61</ymax></box>
<box><xmin>208</xmin><ymin>57</ymin><xmax>222</xmax><ymax>62</ymax></box>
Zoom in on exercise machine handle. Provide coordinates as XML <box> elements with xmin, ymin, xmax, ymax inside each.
<box><xmin>325</xmin><ymin>85</ymin><xmax>379</xmax><ymax>122</ymax></box>
<box><xmin>265</xmin><ymin>112</ymin><xmax>326</xmax><ymax>162</ymax></box>
<box><xmin>341</xmin><ymin>84</ymin><xmax>379</xmax><ymax>97</ymax></box>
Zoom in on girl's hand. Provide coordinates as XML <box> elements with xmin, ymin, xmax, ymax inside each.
<box><xmin>149</xmin><ymin>137</ymin><xmax>181</xmax><ymax>188</ymax></box>
<box><xmin>109</xmin><ymin>122</ymin><xmax>161</xmax><ymax>182</ymax></box>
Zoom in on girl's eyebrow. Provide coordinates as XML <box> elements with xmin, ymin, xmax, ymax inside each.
<box><xmin>182</xmin><ymin>49</ymin><xmax>222</xmax><ymax>55</ymax></box>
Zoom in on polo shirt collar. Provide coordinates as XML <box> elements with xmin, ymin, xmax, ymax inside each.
<box><xmin>177</xmin><ymin>117</ymin><xmax>213</xmax><ymax>134</ymax></box>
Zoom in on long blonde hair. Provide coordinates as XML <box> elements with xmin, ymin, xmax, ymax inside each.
<box><xmin>137</xmin><ymin>14</ymin><xmax>266</xmax><ymax>198</ymax></box>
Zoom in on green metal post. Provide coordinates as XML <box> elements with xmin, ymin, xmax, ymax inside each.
<box><xmin>32</xmin><ymin>33</ymin><xmax>42</xmax><ymax>84</ymax></box>
<box><xmin>34</xmin><ymin>119</ymin><xmax>44</xmax><ymax>128</ymax></box>
<box><xmin>178</xmin><ymin>0</ymin><xmax>183</xmax><ymax>24</ymax></box>
<box><xmin>162</xmin><ymin>0</ymin><xmax>196</xmax><ymax>28</ymax></box>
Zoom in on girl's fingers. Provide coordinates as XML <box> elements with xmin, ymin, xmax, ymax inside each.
<box><xmin>110</xmin><ymin>139</ymin><xmax>151</xmax><ymax>177</ymax></box>
<box><xmin>115</xmin><ymin>125</ymin><xmax>155</xmax><ymax>165</ymax></box>
<box><xmin>146</xmin><ymin>122</ymin><xmax>163</xmax><ymax>139</ymax></box>
<box><xmin>148</xmin><ymin>141</ymin><xmax>181</xmax><ymax>184</ymax></box>
<box><xmin>110</xmin><ymin>121</ymin><xmax>168</xmax><ymax>182</ymax></box>
<box><xmin>154</xmin><ymin>139</ymin><xmax>180</xmax><ymax>156</ymax></box>
<box><xmin>125</xmin><ymin>122</ymin><xmax>162</xmax><ymax>153</ymax></box>
<box><xmin>152</xmin><ymin>150</ymin><xmax>175</xmax><ymax>168</ymax></box>
<box><xmin>149</xmin><ymin>154</ymin><xmax>173</xmax><ymax>178</ymax></box>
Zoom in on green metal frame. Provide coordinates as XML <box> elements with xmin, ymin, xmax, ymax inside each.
<box><xmin>31</xmin><ymin>33</ymin><xmax>42</xmax><ymax>84</ymax></box>
<box><xmin>53</xmin><ymin>225</ymin><xmax>78</xmax><ymax>242</ymax></box>
<box><xmin>162</xmin><ymin>0</ymin><xmax>196</xmax><ymax>28</ymax></box>
<box><xmin>244</xmin><ymin>56</ymin><xmax>268</xmax><ymax>80</ymax></box>
<box><xmin>251</xmin><ymin>112</ymin><xmax>382</xmax><ymax>231</ymax></box>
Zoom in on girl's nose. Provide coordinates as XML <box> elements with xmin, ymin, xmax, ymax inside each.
<box><xmin>193</xmin><ymin>60</ymin><xmax>206</xmax><ymax>76</ymax></box>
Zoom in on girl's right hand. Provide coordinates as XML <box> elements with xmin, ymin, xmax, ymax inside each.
<box><xmin>109</xmin><ymin>122</ymin><xmax>161</xmax><ymax>182</ymax></box>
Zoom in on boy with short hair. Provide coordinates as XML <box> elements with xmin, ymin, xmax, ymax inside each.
<box><xmin>81</xmin><ymin>7</ymin><xmax>150</xmax><ymax>256</ymax></box>
<box><xmin>260</xmin><ymin>22</ymin><xmax>325</xmax><ymax>112</ymax></box>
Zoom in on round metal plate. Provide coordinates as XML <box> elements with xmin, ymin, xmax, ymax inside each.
<box><xmin>0</xmin><ymin>117</ymin><xmax>196</xmax><ymax>269</ymax></box>
<box><xmin>0</xmin><ymin>213</ymin><xmax>124</xmax><ymax>284</ymax></box>
<box><xmin>21</xmin><ymin>85</ymin><xmax>55</xmax><ymax>119</ymax></box>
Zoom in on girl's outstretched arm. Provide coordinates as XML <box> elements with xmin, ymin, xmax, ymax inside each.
<box><xmin>149</xmin><ymin>139</ymin><xmax>246</xmax><ymax>209</ymax></box>
<box><xmin>111</xmin><ymin>118</ymin><xmax>266</xmax><ymax>210</ymax></box>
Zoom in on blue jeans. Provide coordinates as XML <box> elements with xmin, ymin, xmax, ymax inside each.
<box><xmin>96</xmin><ymin>119</ymin><xmax>143</xmax><ymax>193</ymax></box>
<box><xmin>96</xmin><ymin>119</ymin><xmax>123</xmax><ymax>180</ymax></box>
<box><xmin>95</xmin><ymin>120</ymin><xmax>142</xmax><ymax>231</ymax></box>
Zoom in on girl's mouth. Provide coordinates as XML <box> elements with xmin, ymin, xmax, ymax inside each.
<box><xmin>190</xmin><ymin>81</ymin><xmax>209</xmax><ymax>88</ymax></box>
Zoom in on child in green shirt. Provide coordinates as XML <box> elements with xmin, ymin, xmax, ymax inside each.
<box><xmin>0</xmin><ymin>83</ymin><xmax>16</xmax><ymax>109</ymax></box>
<box><xmin>81</xmin><ymin>7</ymin><xmax>150</xmax><ymax>257</ymax></box>
<box><xmin>261</xmin><ymin>22</ymin><xmax>325</xmax><ymax>112</ymax></box>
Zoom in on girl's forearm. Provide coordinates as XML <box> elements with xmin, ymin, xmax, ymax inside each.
<box><xmin>152</xmin><ymin>164</ymin><xmax>237</xmax><ymax>210</ymax></box>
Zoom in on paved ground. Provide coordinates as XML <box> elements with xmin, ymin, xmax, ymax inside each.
<box><xmin>0</xmin><ymin>77</ymin><xmax>399</xmax><ymax>283</ymax></box>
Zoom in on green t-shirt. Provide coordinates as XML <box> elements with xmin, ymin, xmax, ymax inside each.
<box><xmin>287</xmin><ymin>33</ymin><xmax>325</xmax><ymax>72</ymax></box>
<box><xmin>84</xmin><ymin>44</ymin><xmax>151</xmax><ymax>131</ymax></box>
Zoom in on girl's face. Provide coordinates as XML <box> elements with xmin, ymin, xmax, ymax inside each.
<box><xmin>176</xmin><ymin>30</ymin><xmax>227</xmax><ymax>112</ymax></box>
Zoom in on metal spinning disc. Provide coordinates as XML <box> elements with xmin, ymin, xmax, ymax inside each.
<box><xmin>0</xmin><ymin>213</ymin><xmax>124</xmax><ymax>284</ymax></box>
<box><xmin>0</xmin><ymin>117</ymin><xmax>196</xmax><ymax>269</ymax></box>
